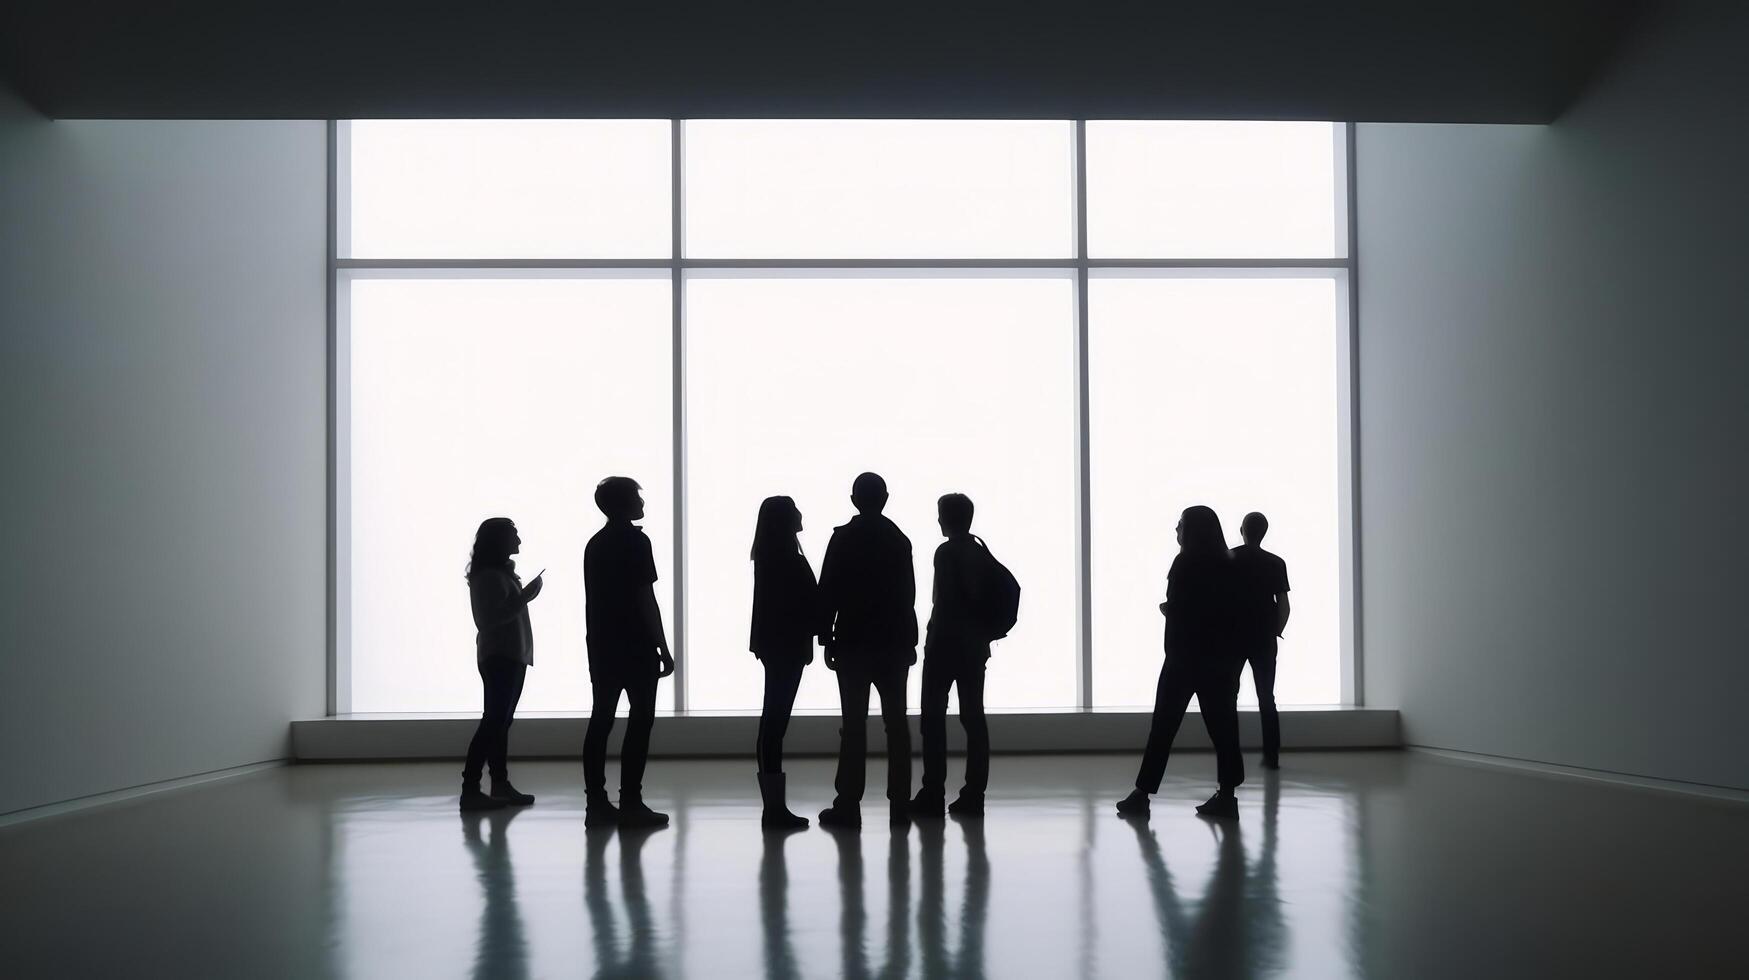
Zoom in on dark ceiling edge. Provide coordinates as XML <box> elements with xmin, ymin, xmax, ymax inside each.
<box><xmin>1547</xmin><ymin>0</ymin><xmax>1665</xmax><ymax>120</ymax></box>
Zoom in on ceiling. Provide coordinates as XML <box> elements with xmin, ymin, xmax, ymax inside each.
<box><xmin>2</xmin><ymin>0</ymin><xmax>1650</xmax><ymax>122</ymax></box>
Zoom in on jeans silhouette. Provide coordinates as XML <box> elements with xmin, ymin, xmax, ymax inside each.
<box><xmin>1136</xmin><ymin>654</ymin><xmax>1246</xmax><ymax>792</ymax></box>
<box><xmin>1245</xmin><ymin>638</ymin><xmax>1280</xmax><ymax>762</ymax></box>
<box><xmin>464</xmin><ymin>659</ymin><xmax>526</xmax><ymax>784</ymax></box>
<box><xmin>831</xmin><ymin>651</ymin><xmax>912</xmax><ymax>808</ymax></box>
<box><xmin>583</xmin><ymin>657</ymin><xmax>658</xmax><ymax>797</ymax></box>
<box><xmin>919</xmin><ymin>646</ymin><xmax>989</xmax><ymax>798</ymax></box>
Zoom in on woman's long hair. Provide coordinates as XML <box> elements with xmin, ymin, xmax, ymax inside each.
<box><xmin>1178</xmin><ymin>505</ymin><xmax>1229</xmax><ymax>559</ymax></box>
<box><xmin>466</xmin><ymin>517</ymin><xmax>517</xmax><ymax>583</ymax></box>
<box><xmin>751</xmin><ymin>496</ymin><xmax>802</xmax><ymax>561</ymax></box>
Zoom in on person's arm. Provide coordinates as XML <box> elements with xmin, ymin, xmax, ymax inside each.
<box><xmin>817</xmin><ymin>532</ymin><xmax>843</xmax><ymax>668</ymax></box>
<box><xmin>635</xmin><ymin>532</ymin><xmax>673</xmax><ymax>677</ymax></box>
<box><xmin>473</xmin><ymin>572</ymin><xmax>536</xmax><ymax>629</ymax></box>
<box><xmin>640</xmin><ymin>586</ymin><xmax>674</xmax><ymax>676</ymax></box>
<box><xmin>1274</xmin><ymin>592</ymin><xmax>1291</xmax><ymax>638</ymax></box>
<box><xmin>901</xmin><ymin>540</ymin><xmax>918</xmax><ymax>657</ymax></box>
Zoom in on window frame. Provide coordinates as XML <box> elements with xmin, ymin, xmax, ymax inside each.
<box><xmin>327</xmin><ymin>119</ymin><xmax>1360</xmax><ymax>714</ymax></box>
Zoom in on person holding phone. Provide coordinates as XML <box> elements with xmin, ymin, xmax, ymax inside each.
<box><xmin>462</xmin><ymin>517</ymin><xmax>542</xmax><ymax>811</ymax></box>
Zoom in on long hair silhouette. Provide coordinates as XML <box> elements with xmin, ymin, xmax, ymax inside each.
<box><xmin>467</xmin><ymin>517</ymin><xmax>518</xmax><ymax>583</ymax></box>
<box><xmin>1178</xmin><ymin>505</ymin><xmax>1228</xmax><ymax>558</ymax></box>
<box><xmin>751</xmin><ymin>496</ymin><xmax>803</xmax><ymax>561</ymax></box>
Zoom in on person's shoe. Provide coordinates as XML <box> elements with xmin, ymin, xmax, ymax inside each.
<box><xmin>1195</xmin><ymin>791</ymin><xmax>1239</xmax><ymax>820</ymax></box>
<box><xmin>584</xmin><ymin>791</ymin><xmax>620</xmax><ymax>827</ymax></box>
<box><xmin>818</xmin><ymin>804</ymin><xmax>862</xmax><ymax>830</ymax></box>
<box><xmin>1262</xmin><ymin>756</ymin><xmax>1281</xmax><ymax>771</ymax></box>
<box><xmin>489</xmin><ymin>779</ymin><xmax>535</xmax><ymax>806</ymax></box>
<box><xmin>617</xmin><ymin>796</ymin><xmax>670</xmax><ymax>829</ymax></box>
<box><xmin>907</xmin><ymin>791</ymin><xmax>946</xmax><ymax>819</ymax></box>
<box><xmin>460</xmin><ymin>785</ymin><xmax>508</xmax><ymax>812</ymax></box>
<box><xmin>1115</xmin><ymin>789</ymin><xmax>1151</xmax><ymax>818</ymax></box>
<box><xmin>947</xmin><ymin>793</ymin><xmax>985</xmax><ymax>818</ymax></box>
<box><xmin>757</xmin><ymin>772</ymin><xmax>809</xmax><ymax>832</ymax></box>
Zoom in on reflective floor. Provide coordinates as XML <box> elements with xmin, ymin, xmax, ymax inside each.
<box><xmin>2</xmin><ymin>752</ymin><xmax>1745</xmax><ymax>978</ymax></box>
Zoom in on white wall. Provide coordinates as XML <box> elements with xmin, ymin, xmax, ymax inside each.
<box><xmin>0</xmin><ymin>92</ymin><xmax>327</xmax><ymax>814</ymax></box>
<box><xmin>1357</xmin><ymin>1</ymin><xmax>1749</xmax><ymax>789</ymax></box>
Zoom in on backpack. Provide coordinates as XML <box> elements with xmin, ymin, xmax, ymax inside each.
<box><xmin>970</xmin><ymin>535</ymin><xmax>1021</xmax><ymax>641</ymax></box>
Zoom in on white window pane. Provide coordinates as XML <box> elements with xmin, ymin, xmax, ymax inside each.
<box><xmin>349</xmin><ymin>276</ymin><xmax>673</xmax><ymax>712</ymax></box>
<box><xmin>346</xmin><ymin>120</ymin><xmax>671</xmax><ymax>258</ymax></box>
<box><xmin>683</xmin><ymin>121</ymin><xmax>1075</xmax><ymax>258</ymax></box>
<box><xmin>1086</xmin><ymin>121</ymin><xmax>1340</xmax><ymax>258</ymax></box>
<box><xmin>1089</xmin><ymin>275</ymin><xmax>1342</xmax><ymax>707</ymax></box>
<box><xmin>685</xmin><ymin>274</ymin><xmax>1079</xmax><ymax>712</ymax></box>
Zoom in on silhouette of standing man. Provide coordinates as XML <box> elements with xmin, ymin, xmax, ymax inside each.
<box><xmin>582</xmin><ymin>476</ymin><xmax>675</xmax><ymax>829</ymax></box>
<box><xmin>1232</xmin><ymin>512</ymin><xmax>1291</xmax><ymax>769</ymax></box>
<box><xmin>817</xmin><ymin>472</ymin><xmax>918</xmax><ymax>829</ymax></box>
<box><xmin>912</xmin><ymin>493</ymin><xmax>994</xmax><ymax>819</ymax></box>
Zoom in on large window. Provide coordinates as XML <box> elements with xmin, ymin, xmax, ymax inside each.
<box><xmin>337</xmin><ymin>120</ymin><xmax>1353</xmax><ymax>714</ymax></box>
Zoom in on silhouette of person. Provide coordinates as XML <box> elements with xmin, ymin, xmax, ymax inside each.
<box><xmin>582</xmin><ymin>477</ymin><xmax>675</xmax><ymax>829</ymax></box>
<box><xmin>462</xmin><ymin>517</ymin><xmax>543</xmax><ymax>811</ymax></box>
<box><xmin>1232</xmin><ymin>512</ymin><xmax>1291</xmax><ymax>770</ymax></box>
<box><xmin>1117</xmin><ymin>505</ymin><xmax>1246</xmax><ymax>820</ymax></box>
<box><xmin>584</xmin><ymin>824</ymin><xmax>665</xmax><ymax>980</ymax></box>
<box><xmin>917</xmin><ymin>813</ymin><xmax>991</xmax><ymax>980</ymax></box>
<box><xmin>750</xmin><ymin>495</ymin><xmax>823</xmax><ymax>831</ymax></box>
<box><xmin>461</xmin><ymin>807</ymin><xmax>529</xmax><ymax>980</ymax></box>
<box><xmin>912</xmin><ymin>493</ymin><xmax>994</xmax><ymax>819</ymax></box>
<box><xmin>828</xmin><ymin>821</ymin><xmax>912</xmax><ymax>980</ymax></box>
<box><xmin>759</xmin><ymin>830</ymin><xmax>802</xmax><ymax>980</ymax></box>
<box><xmin>816</xmin><ymin>472</ymin><xmax>918</xmax><ymax>830</ymax></box>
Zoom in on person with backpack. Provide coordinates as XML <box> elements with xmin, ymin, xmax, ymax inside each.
<box><xmin>911</xmin><ymin>493</ymin><xmax>1019</xmax><ymax>819</ymax></box>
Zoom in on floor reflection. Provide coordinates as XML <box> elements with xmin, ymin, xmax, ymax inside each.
<box><xmin>11</xmin><ymin>753</ymin><xmax>1738</xmax><ymax>978</ymax></box>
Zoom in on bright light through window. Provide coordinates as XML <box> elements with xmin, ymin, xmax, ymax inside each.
<box><xmin>340</xmin><ymin>119</ymin><xmax>1350</xmax><ymax>714</ymax></box>
<box><xmin>684</xmin><ymin>273</ymin><xmax>1080</xmax><ymax>713</ymax></box>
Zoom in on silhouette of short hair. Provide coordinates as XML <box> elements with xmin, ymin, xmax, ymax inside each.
<box><xmin>1179</xmin><ymin>505</ymin><xmax>1229</xmax><ymax>558</ymax></box>
<box><xmin>938</xmin><ymin>493</ymin><xmax>974</xmax><ymax>534</ymax></box>
<box><xmin>851</xmin><ymin>472</ymin><xmax>888</xmax><ymax>513</ymax></box>
<box><xmin>1241</xmin><ymin>512</ymin><xmax>1269</xmax><ymax>542</ymax></box>
<box><xmin>594</xmin><ymin>476</ymin><xmax>642</xmax><ymax>518</ymax></box>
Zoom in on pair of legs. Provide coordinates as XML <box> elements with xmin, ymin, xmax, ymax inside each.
<box><xmin>757</xmin><ymin>654</ymin><xmax>810</xmax><ymax>829</ymax></box>
<box><xmin>1245</xmin><ymin>638</ymin><xmax>1280</xmax><ymax>765</ymax></box>
<box><xmin>829</xmin><ymin>651</ymin><xmax>912</xmax><ymax>814</ymax></box>
<box><xmin>756</xmin><ymin>655</ymin><xmax>807</xmax><ymax>774</ymax></box>
<box><xmin>582</xmin><ymin>655</ymin><xmax>658</xmax><ymax>801</ymax></box>
<box><xmin>918</xmin><ymin>644</ymin><xmax>990</xmax><ymax>806</ymax></box>
<box><xmin>463</xmin><ymin>658</ymin><xmax>527</xmax><ymax>788</ymax></box>
<box><xmin>1133</xmin><ymin>653</ymin><xmax>1245</xmax><ymax>796</ymax></box>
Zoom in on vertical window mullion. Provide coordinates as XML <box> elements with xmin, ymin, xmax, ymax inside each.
<box><xmin>1075</xmin><ymin>120</ymin><xmax>1093</xmax><ymax>711</ymax></box>
<box><xmin>671</xmin><ymin>119</ymin><xmax>688</xmax><ymax>712</ymax></box>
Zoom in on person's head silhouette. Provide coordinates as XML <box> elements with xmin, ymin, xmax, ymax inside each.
<box><xmin>752</xmin><ymin>495</ymin><xmax>804</xmax><ymax>560</ymax></box>
<box><xmin>937</xmin><ymin>493</ymin><xmax>973</xmax><ymax>538</ymax></box>
<box><xmin>1241</xmin><ymin>512</ymin><xmax>1269</xmax><ymax>546</ymax></box>
<box><xmin>1176</xmin><ymin>505</ymin><xmax>1228</xmax><ymax>557</ymax></box>
<box><xmin>467</xmin><ymin>517</ymin><xmax>520</xmax><ymax>582</ymax></box>
<box><xmin>595</xmin><ymin>476</ymin><xmax>644</xmax><ymax>522</ymax></box>
<box><xmin>851</xmin><ymin>472</ymin><xmax>888</xmax><ymax>515</ymax></box>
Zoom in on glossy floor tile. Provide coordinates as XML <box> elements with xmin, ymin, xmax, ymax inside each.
<box><xmin>1</xmin><ymin>752</ymin><xmax>1744</xmax><ymax>978</ymax></box>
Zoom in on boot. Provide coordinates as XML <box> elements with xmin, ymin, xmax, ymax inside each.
<box><xmin>585</xmin><ymin>789</ymin><xmax>620</xmax><ymax>827</ymax></box>
<box><xmin>948</xmin><ymin>792</ymin><xmax>984</xmax><ymax>818</ymax></box>
<box><xmin>908</xmin><ymin>789</ymin><xmax>946</xmax><ymax>819</ymax></box>
<box><xmin>461</xmin><ymin>781</ymin><xmax>508</xmax><ymax>812</ymax></box>
<box><xmin>818</xmin><ymin>803</ymin><xmax>862</xmax><ymax>830</ymax></box>
<box><xmin>1115</xmin><ymin>788</ymin><xmax>1151</xmax><ymax>818</ymax></box>
<box><xmin>758</xmin><ymin>772</ymin><xmax>809</xmax><ymax>831</ymax></box>
<box><xmin>490</xmin><ymin>778</ymin><xmax>535</xmax><ymax>806</ymax></box>
<box><xmin>1195</xmin><ymin>789</ymin><xmax>1239</xmax><ymax>820</ymax></box>
<box><xmin>617</xmin><ymin>794</ymin><xmax>670</xmax><ymax>828</ymax></box>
